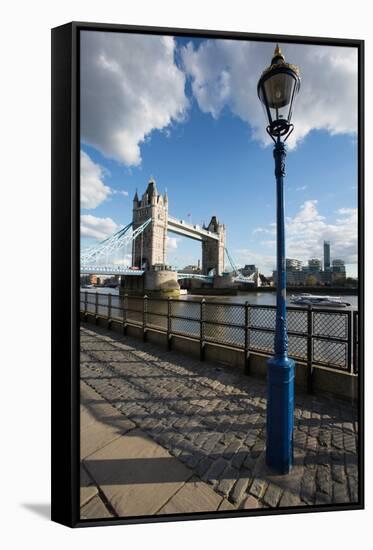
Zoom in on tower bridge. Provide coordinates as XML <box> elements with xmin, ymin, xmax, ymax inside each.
<box><xmin>132</xmin><ymin>179</ymin><xmax>225</xmax><ymax>275</ymax></box>
<box><xmin>80</xmin><ymin>179</ymin><xmax>259</xmax><ymax>291</ymax></box>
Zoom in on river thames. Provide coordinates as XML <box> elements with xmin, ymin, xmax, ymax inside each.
<box><xmin>81</xmin><ymin>287</ymin><xmax>358</xmax><ymax>310</ymax></box>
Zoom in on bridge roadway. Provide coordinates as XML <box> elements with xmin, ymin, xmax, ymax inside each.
<box><xmin>79</xmin><ymin>265</ymin><xmax>255</xmax><ymax>285</ymax></box>
<box><xmin>167</xmin><ymin>216</ymin><xmax>220</xmax><ymax>241</ymax></box>
<box><xmin>80</xmin><ymin>266</ymin><xmax>213</xmax><ymax>279</ymax></box>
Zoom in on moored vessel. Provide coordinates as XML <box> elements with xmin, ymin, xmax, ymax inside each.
<box><xmin>290</xmin><ymin>293</ymin><xmax>351</xmax><ymax>307</ymax></box>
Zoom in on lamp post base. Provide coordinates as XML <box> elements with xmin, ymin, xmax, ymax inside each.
<box><xmin>266</xmin><ymin>356</ymin><xmax>295</xmax><ymax>474</ymax></box>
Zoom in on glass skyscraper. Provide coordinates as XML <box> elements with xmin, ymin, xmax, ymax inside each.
<box><xmin>324</xmin><ymin>240</ymin><xmax>331</xmax><ymax>271</ymax></box>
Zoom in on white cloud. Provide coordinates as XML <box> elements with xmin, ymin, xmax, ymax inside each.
<box><xmin>80</xmin><ymin>150</ymin><xmax>112</xmax><ymax>209</ymax></box>
<box><xmin>181</xmin><ymin>40</ymin><xmax>357</xmax><ymax>148</ymax></box>
<box><xmin>295</xmin><ymin>185</ymin><xmax>307</xmax><ymax>191</ymax></box>
<box><xmin>120</xmin><ymin>190</ymin><xmax>129</xmax><ymax>197</ymax></box>
<box><xmin>253</xmin><ymin>226</ymin><xmax>274</xmax><ymax>235</ymax></box>
<box><xmin>81</xmin><ymin>32</ymin><xmax>188</xmax><ymax>166</ymax></box>
<box><xmin>167</xmin><ymin>236</ymin><xmax>180</xmax><ymax>249</ymax></box>
<box><xmin>81</xmin><ymin>214</ymin><xmax>120</xmax><ymax>241</ymax></box>
<box><xmin>249</xmin><ymin>200</ymin><xmax>357</xmax><ymax>274</ymax></box>
<box><xmin>233</xmin><ymin>248</ymin><xmax>277</xmax><ymax>271</ymax></box>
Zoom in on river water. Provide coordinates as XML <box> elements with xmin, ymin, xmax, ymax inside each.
<box><xmin>81</xmin><ymin>287</ymin><xmax>358</xmax><ymax>310</ymax></box>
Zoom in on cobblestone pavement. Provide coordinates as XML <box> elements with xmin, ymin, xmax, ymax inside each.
<box><xmin>80</xmin><ymin>324</ymin><xmax>359</xmax><ymax>511</ymax></box>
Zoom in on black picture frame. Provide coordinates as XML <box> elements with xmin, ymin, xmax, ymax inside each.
<box><xmin>51</xmin><ymin>21</ymin><xmax>364</xmax><ymax>528</ymax></box>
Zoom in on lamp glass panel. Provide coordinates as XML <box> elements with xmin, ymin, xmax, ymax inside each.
<box><xmin>263</xmin><ymin>72</ymin><xmax>295</xmax><ymax>109</ymax></box>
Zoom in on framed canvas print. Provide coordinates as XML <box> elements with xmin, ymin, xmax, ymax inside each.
<box><xmin>51</xmin><ymin>22</ymin><xmax>364</xmax><ymax>527</ymax></box>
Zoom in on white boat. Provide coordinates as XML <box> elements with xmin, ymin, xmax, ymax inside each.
<box><xmin>290</xmin><ymin>293</ymin><xmax>351</xmax><ymax>307</ymax></box>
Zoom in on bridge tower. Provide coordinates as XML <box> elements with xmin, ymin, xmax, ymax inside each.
<box><xmin>202</xmin><ymin>216</ymin><xmax>226</xmax><ymax>275</ymax></box>
<box><xmin>132</xmin><ymin>179</ymin><xmax>168</xmax><ymax>269</ymax></box>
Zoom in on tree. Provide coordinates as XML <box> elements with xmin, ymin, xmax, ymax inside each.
<box><xmin>305</xmin><ymin>275</ymin><xmax>318</xmax><ymax>286</ymax></box>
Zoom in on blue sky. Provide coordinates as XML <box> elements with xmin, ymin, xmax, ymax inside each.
<box><xmin>80</xmin><ymin>33</ymin><xmax>358</xmax><ymax>276</ymax></box>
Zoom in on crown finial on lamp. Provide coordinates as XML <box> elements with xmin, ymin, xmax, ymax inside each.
<box><xmin>272</xmin><ymin>44</ymin><xmax>285</xmax><ymax>64</ymax></box>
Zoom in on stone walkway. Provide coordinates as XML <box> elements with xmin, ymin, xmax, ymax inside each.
<box><xmin>80</xmin><ymin>324</ymin><xmax>359</xmax><ymax>519</ymax></box>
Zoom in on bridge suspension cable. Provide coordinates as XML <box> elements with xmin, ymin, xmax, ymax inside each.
<box><xmin>80</xmin><ymin>219</ymin><xmax>151</xmax><ymax>266</ymax></box>
<box><xmin>224</xmin><ymin>247</ymin><xmax>257</xmax><ymax>283</ymax></box>
<box><xmin>225</xmin><ymin>247</ymin><xmax>240</xmax><ymax>276</ymax></box>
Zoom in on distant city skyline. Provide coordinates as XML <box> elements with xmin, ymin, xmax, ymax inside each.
<box><xmin>80</xmin><ymin>32</ymin><xmax>358</xmax><ymax>277</ymax></box>
<box><xmin>281</xmin><ymin>240</ymin><xmax>349</xmax><ymax>276</ymax></box>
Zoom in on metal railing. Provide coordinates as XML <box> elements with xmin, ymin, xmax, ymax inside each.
<box><xmin>80</xmin><ymin>291</ymin><xmax>359</xmax><ymax>377</ymax></box>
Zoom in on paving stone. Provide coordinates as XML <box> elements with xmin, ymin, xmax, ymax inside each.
<box><xmin>306</xmin><ymin>436</ymin><xmax>318</xmax><ymax>452</ymax></box>
<box><xmin>195</xmin><ymin>456</ymin><xmax>213</xmax><ymax>478</ymax></box>
<box><xmin>249</xmin><ymin>478</ymin><xmax>267</xmax><ymax>499</ymax></box>
<box><xmin>250</xmin><ymin>439</ymin><xmax>265</xmax><ymax>458</ymax></box>
<box><xmin>231</xmin><ymin>449</ymin><xmax>248</xmax><ymax>470</ymax></box>
<box><xmin>343</xmin><ymin>433</ymin><xmax>356</xmax><ymax>453</ymax></box>
<box><xmin>315</xmin><ymin>491</ymin><xmax>332</xmax><ymax>505</ymax></box>
<box><xmin>300</xmin><ymin>470</ymin><xmax>316</xmax><ymax>504</ymax></box>
<box><xmin>331</xmin><ymin>450</ymin><xmax>344</xmax><ymax>463</ymax></box>
<box><xmin>80</xmin><ymin>383</ymin><xmax>135</xmax><ymax>459</ymax></box>
<box><xmin>80</xmin><ymin>494</ymin><xmax>113</xmax><ymax>519</ymax></box>
<box><xmin>345</xmin><ymin>462</ymin><xmax>358</xmax><ymax>478</ymax></box>
<box><xmin>244</xmin><ymin>431</ymin><xmax>259</xmax><ymax>448</ymax></box>
<box><xmin>316</xmin><ymin>466</ymin><xmax>331</xmax><ymax>495</ymax></box>
<box><xmin>304</xmin><ymin>451</ymin><xmax>317</xmax><ymax>470</ymax></box>
<box><xmin>230</xmin><ymin>469</ymin><xmax>252</xmax><ymax>504</ymax></box>
<box><xmin>347</xmin><ymin>475</ymin><xmax>359</xmax><ymax>502</ymax></box>
<box><xmin>278</xmin><ymin>490</ymin><xmax>303</xmax><ymax>508</ymax></box>
<box><xmin>202</xmin><ymin>433</ymin><xmax>222</xmax><ymax>454</ymax></box>
<box><xmin>240</xmin><ymin>495</ymin><xmax>259</xmax><ymax>509</ymax></box>
<box><xmin>80</xmin><ymin>464</ymin><xmax>98</xmax><ymax>507</ymax></box>
<box><xmin>293</xmin><ymin>430</ymin><xmax>307</xmax><ymax>448</ymax></box>
<box><xmin>224</xmin><ymin>438</ymin><xmax>243</xmax><ymax>460</ymax></box>
<box><xmin>203</xmin><ymin>458</ymin><xmax>228</xmax><ymax>484</ymax></box>
<box><xmin>332</xmin><ymin>429</ymin><xmax>344</xmax><ymax>450</ymax></box>
<box><xmin>318</xmin><ymin>429</ymin><xmax>331</xmax><ymax>448</ymax></box>
<box><xmin>263</xmin><ymin>483</ymin><xmax>283</xmax><ymax>508</ymax></box>
<box><xmin>317</xmin><ymin>452</ymin><xmax>331</xmax><ymax>467</ymax></box>
<box><xmin>332</xmin><ymin>482</ymin><xmax>349</xmax><ymax>504</ymax></box>
<box><xmin>183</xmin><ymin>452</ymin><xmax>202</xmax><ymax>469</ymax></box>
<box><xmin>342</xmin><ymin>421</ymin><xmax>355</xmax><ymax>434</ymax></box>
<box><xmin>243</xmin><ymin>454</ymin><xmax>257</xmax><ymax>472</ymax></box>
<box><xmin>218</xmin><ymin>498</ymin><xmax>236</xmax><ymax>511</ymax></box>
<box><xmin>331</xmin><ymin>463</ymin><xmax>346</xmax><ymax>484</ymax></box>
<box><xmin>157</xmin><ymin>477</ymin><xmax>223</xmax><ymax>514</ymax></box>
<box><xmin>216</xmin><ymin>465</ymin><xmax>239</xmax><ymax>497</ymax></box>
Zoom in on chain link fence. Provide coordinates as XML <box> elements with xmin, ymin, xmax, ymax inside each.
<box><xmin>80</xmin><ymin>291</ymin><xmax>358</xmax><ymax>374</ymax></box>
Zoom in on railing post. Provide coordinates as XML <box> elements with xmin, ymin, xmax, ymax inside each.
<box><xmin>84</xmin><ymin>291</ymin><xmax>88</xmax><ymax>320</ymax></box>
<box><xmin>167</xmin><ymin>297</ymin><xmax>172</xmax><ymax>351</ymax></box>
<box><xmin>123</xmin><ymin>293</ymin><xmax>128</xmax><ymax>335</ymax></box>
<box><xmin>107</xmin><ymin>293</ymin><xmax>112</xmax><ymax>329</ymax></box>
<box><xmin>143</xmin><ymin>295</ymin><xmax>148</xmax><ymax>342</ymax></box>
<box><xmin>244</xmin><ymin>301</ymin><xmax>250</xmax><ymax>374</ymax></box>
<box><xmin>347</xmin><ymin>310</ymin><xmax>353</xmax><ymax>374</ymax></box>
<box><xmin>306</xmin><ymin>305</ymin><xmax>313</xmax><ymax>393</ymax></box>
<box><xmin>200</xmin><ymin>298</ymin><xmax>205</xmax><ymax>361</ymax></box>
<box><xmin>353</xmin><ymin>311</ymin><xmax>358</xmax><ymax>374</ymax></box>
<box><xmin>95</xmin><ymin>292</ymin><xmax>99</xmax><ymax>324</ymax></box>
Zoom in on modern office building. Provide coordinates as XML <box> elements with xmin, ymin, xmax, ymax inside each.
<box><xmin>286</xmin><ymin>258</ymin><xmax>303</xmax><ymax>271</ymax></box>
<box><xmin>332</xmin><ymin>259</ymin><xmax>346</xmax><ymax>273</ymax></box>
<box><xmin>324</xmin><ymin>240</ymin><xmax>331</xmax><ymax>271</ymax></box>
<box><xmin>308</xmin><ymin>258</ymin><xmax>322</xmax><ymax>273</ymax></box>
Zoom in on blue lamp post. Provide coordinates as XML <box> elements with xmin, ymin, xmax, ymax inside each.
<box><xmin>257</xmin><ymin>45</ymin><xmax>301</xmax><ymax>474</ymax></box>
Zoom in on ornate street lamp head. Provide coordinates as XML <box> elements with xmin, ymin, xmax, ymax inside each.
<box><xmin>257</xmin><ymin>45</ymin><xmax>301</xmax><ymax>139</ymax></box>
